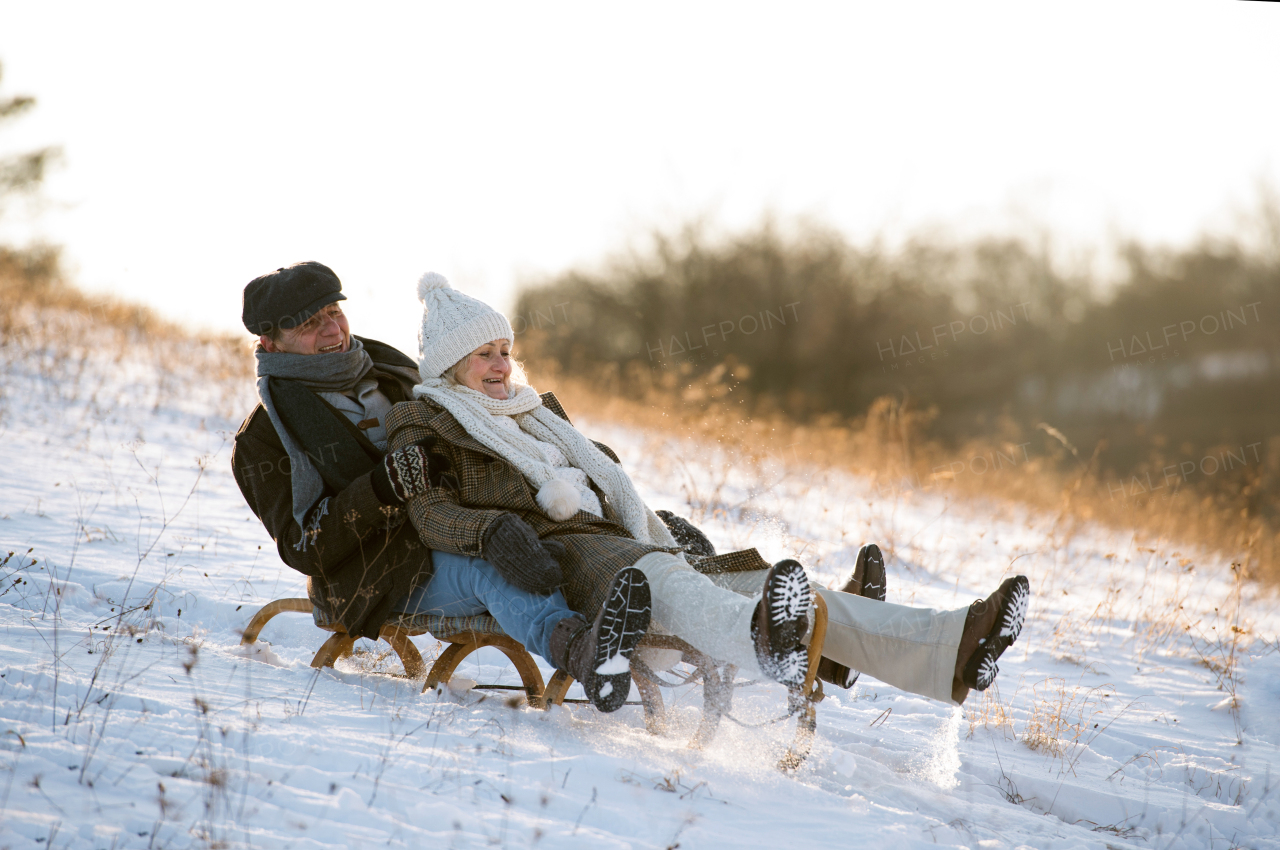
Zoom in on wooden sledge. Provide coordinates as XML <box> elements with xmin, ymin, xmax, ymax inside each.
<box><xmin>239</xmin><ymin>594</ymin><xmax>828</xmax><ymax>770</ymax></box>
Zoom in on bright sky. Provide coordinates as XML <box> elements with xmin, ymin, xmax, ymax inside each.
<box><xmin>1</xmin><ymin>1</ymin><xmax>1277</xmax><ymax>357</ymax></box>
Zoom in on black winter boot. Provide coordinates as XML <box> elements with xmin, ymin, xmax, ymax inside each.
<box><xmin>817</xmin><ymin>543</ymin><xmax>888</xmax><ymax>689</ymax></box>
<box><xmin>752</xmin><ymin>559</ymin><xmax>811</xmax><ymax>687</ymax></box>
<box><xmin>549</xmin><ymin>567</ymin><xmax>651</xmax><ymax>713</ymax></box>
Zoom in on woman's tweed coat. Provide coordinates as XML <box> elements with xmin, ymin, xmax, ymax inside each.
<box><xmin>384</xmin><ymin>392</ymin><xmax>769</xmax><ymax>619</ymax></box>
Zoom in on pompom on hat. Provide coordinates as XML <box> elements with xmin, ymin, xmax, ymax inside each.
<box><xmin>416</xmin><ymin>272</ymin><xmax>516</xmax><ymax>379</ymax></box>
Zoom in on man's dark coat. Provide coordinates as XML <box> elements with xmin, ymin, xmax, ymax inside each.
<box><xmin>231</xmin><ymin>338</ymin><xmax>431</xmax><ymax>639</ymax></box>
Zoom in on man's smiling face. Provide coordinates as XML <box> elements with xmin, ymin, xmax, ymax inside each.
<box><xmin>260</xmin><ymin>303</ymin><xmax>351</xmax><ymax>355</ymax></box>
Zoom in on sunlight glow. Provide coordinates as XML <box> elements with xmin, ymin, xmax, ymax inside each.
<box><xmin>0</xmin><ymin>1</ymin><xmax>1276</xmax><ymax>355</ymax></box>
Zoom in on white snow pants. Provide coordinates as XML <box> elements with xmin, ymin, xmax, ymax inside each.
<box><xmin>633</xmin><ymin>553</ymin><xmax>969</xmax><ymax>704</ymax></box>
<box><xmin>630</xmin><ymin>552</ymin><xmax>767</xmax><ymax>677</ymax></box>
<box><xmin>815</xmin><ymin>587</ymin><xmax>967</xmax><ymax>703</ymax></box>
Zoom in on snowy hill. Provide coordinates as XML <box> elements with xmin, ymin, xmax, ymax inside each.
<box><xmin>2</xmin><ymin>313</ymin><xmax>1278</xmax><ymax>849</ymax></box>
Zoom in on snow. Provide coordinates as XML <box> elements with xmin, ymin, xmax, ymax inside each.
<box><xmin>2</xmin><ymin>314</ymin><xmax>1279</xmax><ymax>849</ymax></box>
<box><xmin>596</xmin><ymin>654</ymin><xmax>630</xmax><ymax>677</ymax></box>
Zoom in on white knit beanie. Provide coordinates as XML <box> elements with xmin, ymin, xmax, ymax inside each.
<box><xmin>416</xmin><ymin>272</ymin><xmax>516</xmax><ymax>379</ymax></box>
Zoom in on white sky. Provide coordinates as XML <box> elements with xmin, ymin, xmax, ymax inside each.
<box><xmin>1</xmin><ymin>1</ymin><xmax>1277</xmax><ymax>357</ymax></box>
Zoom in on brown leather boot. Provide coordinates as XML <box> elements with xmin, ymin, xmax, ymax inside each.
<box><xmin>817</xmin><ymin>544</ymin><xmax>887</xmax><ymax>689</ymax></box>
<box><xmin>951</xmin><ymin>575</ymin><xmax>1029</xmax><ymax>703</ymax></box>
<box><xmin>842</xmin><ymin>543</ymin><xmax>887</xmax><ymax>600</ymax></box>
<box><xmin>548</xmin><ymin>567</ymin><xmax>651</xmax><ymax>712</ymax></box>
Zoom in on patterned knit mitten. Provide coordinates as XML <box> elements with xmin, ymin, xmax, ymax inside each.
<box><xmin>371</xmin><ymin>445</ymin><xmax>431</xmax><ymax>505</ymax></box>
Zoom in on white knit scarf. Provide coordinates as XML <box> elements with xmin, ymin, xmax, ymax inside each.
<box><xmin>412</xmin><ymin>379</ymin><xmax>677</xmax><ymax>548</ymax></box>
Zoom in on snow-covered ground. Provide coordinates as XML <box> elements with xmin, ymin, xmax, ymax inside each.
<box><xmin>2</xmin><ymin>313</ymin><xmax>1278</xmax><ymax>849</ymax></box>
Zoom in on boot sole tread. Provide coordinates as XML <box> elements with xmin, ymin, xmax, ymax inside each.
<box><xmin>587</xmin><ymin>568</ymin><xmax>652</xmax><ymax>713</ymax></box>
<box><xmin>965</xmin><ymin>576</ymin><xmax>1029</xmax><ymax>691</ymax></box>
<box><xmin>759</xmin><ymin>561</ymin><xmax>812</xmax><ymax>686</ymax></box>
<box><xmin>767</xmin><ymin>563</ymin><xmax>810</xmax><ymax>643</ymax></box>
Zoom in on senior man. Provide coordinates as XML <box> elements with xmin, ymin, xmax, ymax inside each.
<box><xmin>230</xmin><ymin>261</ymin><xmax>655</xmax><ymax>712</ymax></box>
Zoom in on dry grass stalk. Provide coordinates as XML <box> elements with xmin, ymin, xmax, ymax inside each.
<box><xmin>966</xmin><ymin>685</ymin><xmax>1015</xmax><ymax>740</ymax></box>
<box><xmin>527</xmin><ymin>363</ymin><xmax>1278</xmax><ymax>588</ymax></box>
<box><xmin>1019</xmin><ymin>678</ymin><xmax>1113</xmax><ymax>763</ymax></box>
<box><xmin>0</xmin><ymin>252</ymin><xmax>255</xmax><ymax>423</ymax></box>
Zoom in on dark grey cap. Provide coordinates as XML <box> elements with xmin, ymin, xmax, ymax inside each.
<box><xmin>242</xmin><ymin>261</ymin><xmax>347</xmax><ymax>336</ymax></box>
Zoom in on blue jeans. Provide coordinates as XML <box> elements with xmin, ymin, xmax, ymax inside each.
<box><xmin>395</xmin><ymin>551</ymin><xmax>576</xmax><ymax>662</ymax></box>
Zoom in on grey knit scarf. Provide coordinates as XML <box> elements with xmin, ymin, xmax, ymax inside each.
<box><xmin>254</xmin><ymin>337</ymin><xmax>386</xmax><ymax>543</ymax></box>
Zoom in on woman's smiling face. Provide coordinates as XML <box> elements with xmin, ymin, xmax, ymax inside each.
<box><xmin>458</xmin><ymin>338</ymin><xmax>513</xmax><ymax>399</ymax></box>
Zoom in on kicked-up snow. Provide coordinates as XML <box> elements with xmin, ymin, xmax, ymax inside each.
<box><xmin>2</xmin><ymin>313</ymin><xmax>1279</xmax><ymax>849</ymax></box>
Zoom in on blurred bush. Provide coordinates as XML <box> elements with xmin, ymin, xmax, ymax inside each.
<box><xmin>515</xmin><ymin>209</ymin><xmax>1280</xmax><ymax>580</ymax></box>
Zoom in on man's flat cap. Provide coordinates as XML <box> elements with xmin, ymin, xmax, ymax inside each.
<box><xmin>242</xmin><ymin>261</ymin><xmax>346</xmax><ymax>336</ymax></box>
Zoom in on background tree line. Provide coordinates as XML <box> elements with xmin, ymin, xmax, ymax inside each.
<box><xmin>514</xmin><ymin>210</ymin><xmax>1280</xmax><ymax>550</ymax></box>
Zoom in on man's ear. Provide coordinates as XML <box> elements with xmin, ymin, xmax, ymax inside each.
<box><xmin>259</xmin><ymin>335</ymin><xmax>278</xmax><ymax>352</ymax></box>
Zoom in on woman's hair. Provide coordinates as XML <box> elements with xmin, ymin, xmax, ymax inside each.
<box><xmin>443</xmin><ymin>344</ymin><xmax>530</xmax><ymax>389</ymax></box>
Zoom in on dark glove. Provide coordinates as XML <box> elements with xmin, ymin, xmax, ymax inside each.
<box><xmin>481</xmin><ymin>513</ymin><xmax>567</xmax><ymax>594</ymax></box>
<box><xmin>371</xmin><ymin>445</ymin><xmax>431</xmax><ymax>505</ymax></box>
<box><xmin>656</xmin><ymin>509</ymin><xmax>717</xmax><ymax>558</ymax></box>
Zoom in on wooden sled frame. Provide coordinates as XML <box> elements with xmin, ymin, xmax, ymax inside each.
<box><xmin>239</xmin><ymin>595</ymin><xmax>829</xmax><ymax>769</ymax></box>
<box><xmin>238</xmin><ymin>598</ymin><xmax>545</xmax><ymax>702</ymax></box>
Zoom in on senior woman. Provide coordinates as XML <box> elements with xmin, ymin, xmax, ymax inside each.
<box><xmin>387</xmin><ymin>274</ymin><xmax>813</xmax><ymax>700</ymax></box>
<box><xmin>386</xmin><ymin>274</ymin><xmax>1031</xmax><ymax>709</ymax></box>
